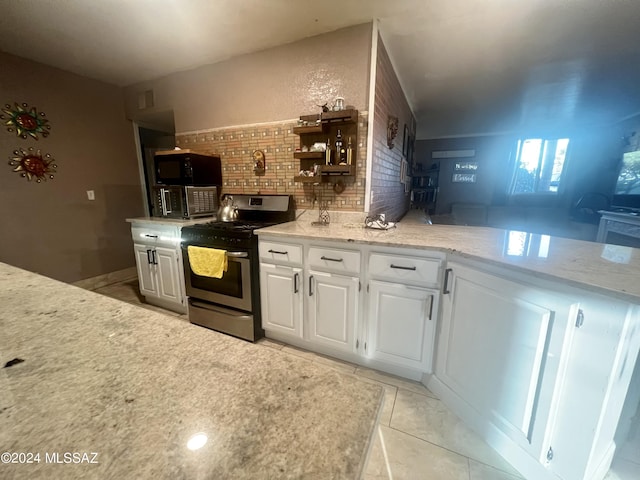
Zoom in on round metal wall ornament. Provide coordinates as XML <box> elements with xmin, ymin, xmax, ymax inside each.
<box><xmin>1</xmin><ymin>102</ymin><xmax>51</xmax><ymax>139</ymax></box>
<box><xmin>9</xmin><ymin>147</ymin><xmax>57</xmax><ymax>182</ymax></box>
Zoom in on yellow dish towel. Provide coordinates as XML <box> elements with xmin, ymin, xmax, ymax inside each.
<box><xmin>187</xmin><ymin>246</ymin><xmax>228</xmax><ymax>279</ymax></box>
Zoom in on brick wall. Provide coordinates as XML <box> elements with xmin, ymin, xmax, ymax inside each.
<box><xmin>369</xmin><ymin>35</ymin><xmax>415</xmax><ymax>221</ymax></box>
<box><xmin>175</xmin><ymin>113</ymin><xmax>368</xmax><ymax>211</ymax></box>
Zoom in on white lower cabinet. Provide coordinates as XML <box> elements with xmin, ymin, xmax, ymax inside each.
<box><xmin>134</xmin><ymin>243</ymin><xmax>183</xmax><ymax>307</ymax></box>
<box><xmin>259</xmin><ymin>263</ymin><xmax>303</xmax><ymax>338</ymax></box>
<box><xmin>368</xmin><ymin>280</ymin><xmax>437</xmax><ymax>372</ymax></box>
<box><xmin>432</xmin><ymin>260</ymin><xmax>640</xmax><ymax>480</ymax></box>
<box><xmin>258</xmin><ymin>236</ymin><xmax>444</xmax><ymax>380</ymax></box>
<box><xmin>437</xmin><ymin>262</ymin><xmax>578</xmax><ymax>461</ymax></box>
<box><xmin>134</xmin><ymin>243</ymin><xmax>157</xmax><ymax>297</ymax></box>
<box><xmin>130</xmin><ymin>221</ymin><xmax>187</xmax><ymax>313</ymax></box>
<box><xmin>307</xmin><ymin>270</ymin><xmax>359</xmax><ymax>353</ymax></box>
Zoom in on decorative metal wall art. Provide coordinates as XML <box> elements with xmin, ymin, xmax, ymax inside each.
<box><xmin>387</xmin><ymin>115</ymin><xmax>399</xmax><ymax>149</ymax></box>
<box><xmin>1</xmin><ymin>102</ymin><xmax>51</xmax><ymax>139</ymax></box>
<box><xmin>9</xmin><ymin>147</ymin><xmax>57</xmax><ymax>182</ymax></box>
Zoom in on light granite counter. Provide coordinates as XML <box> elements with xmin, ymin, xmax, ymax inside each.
<box><xmin>0</xmin><ymin>263</ymin><xmax>383</xmax><ymax>479</ymax></box>
<box><xmin>255</xmin><ymin>213</ymin><xmax>640</xmax><ymax>303</ymax></box>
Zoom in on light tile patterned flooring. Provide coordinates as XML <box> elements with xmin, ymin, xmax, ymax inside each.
<box><xmin>94</xmin><ymin>279</ymin><xmax>640</xmax><ymax>480</ymax></box>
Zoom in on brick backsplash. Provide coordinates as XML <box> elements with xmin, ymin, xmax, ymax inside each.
<box><xmin>175</xmin><ymin>114</ymin><xmax>368</xmax><ymax>212</ymax></box>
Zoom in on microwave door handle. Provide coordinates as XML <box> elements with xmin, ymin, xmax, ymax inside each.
<box><xmin>160</xmin><ymin>188</ymin><xmax>172</xmax><ymax>215</ymax></box>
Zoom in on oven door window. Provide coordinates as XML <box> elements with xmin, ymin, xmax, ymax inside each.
<box><xmin>190</xmin><ymin>258</ymin><xmax>243</xmax><ymax>298</ymax></box>
<box><xmin>185</xmin><ymin>254</ymin><xmax>253</xmax><ymax>312</ymax></box>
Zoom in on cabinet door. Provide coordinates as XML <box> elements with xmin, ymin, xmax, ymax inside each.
<box><xmin>260</xmin><ymin>263</ymin><xmax>303</xmax><ymax>338</ymax></box>
<box><xmin>307</xmin><ymin>270</ymin><xmax>359</xmax><ymax>353</ymax></box>
<box><xmin>154</xmin><ymin>246</ymin><xmax>183</xmax><ymax>305</ymax></box>
<box><xmin>437</xmin><ymin>262</ymin><xmax>577</xmax><ymax>459</ymax></box>
<box><xmin>368</xmin><ymin>280</ymin><xmax>437</xmax><ymax>371</ymax></box>
<box><xmin>134</xmin><ymin>244</ymin><xmax>156</xmax><ymax>297</ymax></box>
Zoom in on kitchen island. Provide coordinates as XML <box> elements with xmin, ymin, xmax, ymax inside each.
<box><xmin>255</xmin><ymin>214</ymin><xmax>640</xmax><ymax>480</ymax></box>
<box><xmin>0</xmin><ymin>263</ymin><xmax>383</xmax><ymax>480</ymax></box>
<box><xmin>256</xmin><ymin>213</ymin><xmax>640</xmax><ymax>302</ymax></box>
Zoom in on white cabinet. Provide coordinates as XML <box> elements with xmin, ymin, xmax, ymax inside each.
<box><xmin>545</xmin><ymin>299</ymin><xmax>640</xmax><ymax>480</ymax></box>
<box><xmin>368</xmin><ymin>280</ymin><xmax>438</xmax><ymax>371</ymax></box>
<box><xmin>436</xmin><ymin>261</ymin><xmax>577</xmax><ymax>461</ymax></box>
<box><xmin>305</xmin><ymin>244</ymin><xmax>361</xmax><ymax>353</ymax></box>
<box><xmin>130</xmin><ymin>222</ymin><xmax>186</xmax><ymax>313</ymax></box>
<box><xmin>134</xmin><ymin>243</ymin><xmax>157</xmax><ymax>297</ymax></box>
<box><xmin>431</xmin><ymin>259</ymin><xmax>640</xmax><ymax>480</ymax></box>
<box><xmin>257</xmin><ymin>236</ymin><xmax>445</xmax><ymax>379</ymax></box>
<box><xmin>154</xmin><ymin>246</ymin><xmax>183</xmax><ymax>304</ymax></box>
<box><xmin>366</xmin><ymin>251</ymin><xmax>442</xmax><ymax>373</ymax></box>
<box><xmin>259</xmin><ymin>239</ymin><xmax>304</xmax><ymax>340</ymax></box>
<box><xmin>307</xmin><ymin>270</ymin><xmax>359</xmax><ymax>353</ymax></box>
<box><xmin>259</xmin><ymin>263</ymin><xmax>303</xmax><ymax>338</ymax></box>
<box><xmin>133</xmin><ymin>243</ymin><xmax>184</xmax><ymax>310</ymax></box>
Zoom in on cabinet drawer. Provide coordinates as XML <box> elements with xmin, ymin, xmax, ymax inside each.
<box><xmin>259</xmin><ymin>240</ymin><xmax>303</xmax><ymax>265</ymax></box>
<box><xmin>131</xmin><ymin>225</ymin><xmax>180</xmax><ymax>247</ymax></box>
<box><xmin>368</xmin><ymin>253</ymin><xmax>441</xmax><ymax>286</ymax></box>
<box><xmin>308</xmin><ymin>246</ymin><xmax>361</xmax><ymax>274</ymax></box>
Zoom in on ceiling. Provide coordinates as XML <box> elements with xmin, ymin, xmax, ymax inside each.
<box><xmin>2</xmin><ymin>0</ymin><xmax>640</xmax><ymax>139</ymax></box>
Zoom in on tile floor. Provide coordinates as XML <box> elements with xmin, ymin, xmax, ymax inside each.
<box><xmin>93</xmin><ymin>279</ymin><xmax>640</xmax><ymax>480</ymax></box>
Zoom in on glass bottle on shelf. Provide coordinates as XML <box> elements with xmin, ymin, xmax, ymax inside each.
<box><xmin>346</xmin><ymin>136</ymin><xmax>353</xmax><ymax>165</ymax></box>
<box><xmin>325</xmin><ymin>138</ymin><xmax>332</xmax><ymax>165</ymax></box>
<box><xmin>335</xmin><ymin>129</ymin><xmax>346</xmax><ymax>164</ymax></box>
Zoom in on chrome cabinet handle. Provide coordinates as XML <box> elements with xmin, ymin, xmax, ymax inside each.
<box><xmin>443</xmin><ymin>268</ymin><xmax>453</xmax><ymax>294</ymax></box>
<box><xmin>321</xmin><ymin>256</ymin><xmax>343</xmax><ymax>262</ymax></box>
<box><xmin>309</xmin><ymin>275</ymin><xmax>314</xmax><ymax>296</ymax></box>
<box><xmin>390</xmin><ymin>264</ymin><xmax>416</xmax><ymax>271</ymax></box>
<box><xmin>227</xmin><ymin>252</ymin><xmax>248</xmax><ymax>258</ymax></box>
<box><xmin>428</xmin><ymin>295</ymin><xmax>434</xmax><ymax>320</ymax></box>
<box><xmin>144</xmin><ymin>234</ymin><xmax>158</xmax><ymax>238</ymax></box>
<box><xmin>146</xmin><ymin>249</ymin><xmax>152</xmax><ymax>264</ymax></box>
<box><xmin>268</xmin><ymin>249</ymin><xmax>288</xmax><ymax>255</ymax></box>
<box><xmin>294</xmin><ymin>273</ymin><xmax>299</xmax><ymax>293</ymax></box>
<box><xmin>151</xmin><ymin>250</ymin><xmax>157</xmax><ymax>265</ymax></box>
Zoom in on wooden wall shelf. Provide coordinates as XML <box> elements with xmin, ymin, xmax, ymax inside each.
<box><xmin>292</xmin><ymin>125</ymin><xmax>324</xmax><ymax>135</ymax></box>
<box><xmin>293</xmin><ymin>151</ymin><xmax>325</xmax><ymax>159</ymax></box>
<box><xmin>293</xmin><ymin>109</ymin><xmax>358</xmax><ymax>186</ymax></box>
<box><xmin>321</xmin><ymin>109</ymin><xmax>358</xmax><ymax>124</ymax></box>
<box><xmin>319</xmin><ymin>165</ymin><xmax>355</xmax><ymax>175</ymax></box>
<box><xmin>293</xmin><ymin>176</ymin><xmax>322</xmax><ymax>183</ymax></box>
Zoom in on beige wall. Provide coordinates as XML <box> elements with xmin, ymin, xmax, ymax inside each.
<box><xmin>125</xmin><ymin>23</ymin><xmax>373</xmax><ymax>211</ymax></box>
<box><xmin>124</xmin><ymin>24</ymin><xmax>372</xmax><ymax>133</ymax></box>
<box><xmin>369</xmin><ymin>35</ymin><xmax>415</xmax><ymax>221</ymax></box>
<box><xmin>0</xmin><ymin>52</ymin><xmax>144</xmax><ymax>283</ymax></box>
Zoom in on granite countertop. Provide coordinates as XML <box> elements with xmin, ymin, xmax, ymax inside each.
<box><xmin>0</xmin><ymin>263</ymin><xmax>383</xmax><ymax>479</ymax></box>
<box><xmin>256</xmin><ymin>211</ymin><xmax>640</xmax><ymax>303</ymax></box>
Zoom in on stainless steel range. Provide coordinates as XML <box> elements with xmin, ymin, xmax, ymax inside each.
<box><xmin>180</xmin><ymin>194</ymin><xmax>294</xmax><ymax>341</ymax></box>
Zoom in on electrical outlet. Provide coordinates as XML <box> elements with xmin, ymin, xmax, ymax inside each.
<box><xmin>87</xmin><ymin>190</ymin><xmax>95</xmax><ymax>201</ymax></box>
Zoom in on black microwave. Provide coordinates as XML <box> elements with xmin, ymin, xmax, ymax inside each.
<box><xmin>154</xmin><ymin>151</ymin><xmax>222</xmax><ymax>186</ymax></box>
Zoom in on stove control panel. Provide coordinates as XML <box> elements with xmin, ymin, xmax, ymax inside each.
<box><xmin>180</xmin><ymin>231</ymin><xmax>252</xmax><ymax>249</ymax></box>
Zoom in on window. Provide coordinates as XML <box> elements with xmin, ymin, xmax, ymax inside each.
<box><xmin>510</xmin><ymin>138</ymin><xmax>570</xmax><ymax>195</ymax></box>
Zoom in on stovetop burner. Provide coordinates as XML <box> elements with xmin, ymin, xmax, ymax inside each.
<box><xmin>181</xmin><ymin>194</ymin><xmax>294</xmax><ymax>248</ymax></box>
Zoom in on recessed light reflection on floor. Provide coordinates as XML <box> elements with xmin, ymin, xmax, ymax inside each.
<box><xmin>187</xmin><ymin>432</ymin><xmax>208</xmax><ymax>451</ymax></box>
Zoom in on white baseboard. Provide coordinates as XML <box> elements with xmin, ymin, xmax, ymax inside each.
<box><xmin>264</xmin><ymin>330</ymin><xmax>425</xmax><ymax>381</ymax></box>
<box><xmin>73</xmin><ymin>267</ymin><xmax>137</xmax><ymax>290</ymax></box>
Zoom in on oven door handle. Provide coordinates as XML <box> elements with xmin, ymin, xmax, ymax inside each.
<box><xmin>226</xmin><ymin>252</ymin><xmax>249</xmax><ymax>258</ymax></box>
